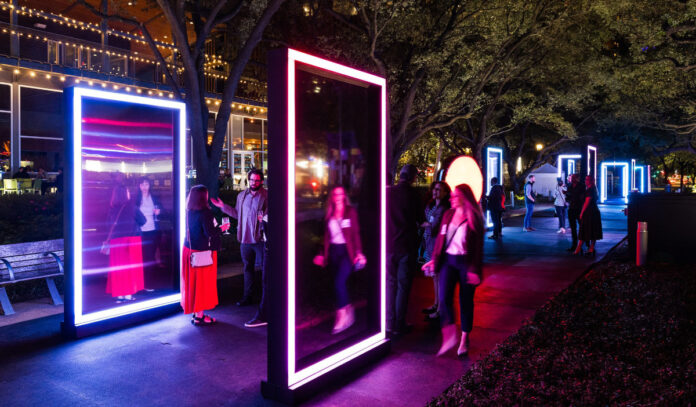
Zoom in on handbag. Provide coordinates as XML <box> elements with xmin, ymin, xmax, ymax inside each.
<box><xmin>101</xmin><ymin>205</ymin><xmax>126</xmax><ymax>255</ymax></box>
<box><xmin>187</xmin><ymin>213</ymin><xmax>214</xmax><ymax>268</ymax></box>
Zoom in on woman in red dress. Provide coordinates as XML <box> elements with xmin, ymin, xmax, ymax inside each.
<box><xmin>182</xmin><ymin>185</ymin><xmax>226</xmax><ymax>325</ymax></box>
<box><xmin>105</xmin><ymin>176</ymin><xmax>145</xmax><ymax>302</ymax></box>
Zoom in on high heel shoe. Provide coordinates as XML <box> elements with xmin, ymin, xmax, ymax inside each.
<box><xmin>457</xmin><ymin>333</ymin><xmax>469</xmax><ymax>357</ymax></box>
<box><xmin>437</xmin><ymin>324</ymin><xmax>458</xmax><ymax>356</ymax></box>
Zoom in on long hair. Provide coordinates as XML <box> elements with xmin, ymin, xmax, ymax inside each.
<box><xmin>135</xmin><ymin>177</ymin><xmax>151</xmax><ymax>207</ymax></box>
<box><xmin>427</xmin><ymin>181</ymin><xmax>451</xmax><ymax>209</ymax></box>
<box><xmin>325</xmin><ymin>186</ymin><xmax>350</xmax><ymax>220</ymax></box>
<box><xmin>186</xmin><ymin>185</ymin><xmax>209</xmax><ymax>211</ymax></box>
<box><xmin>585</xmin><ymin>175</ymin><xmax>596</xmax><ymax>188</ymax></box>
<box><xmin>455</xmin><ymin>183</ymin><xmax>484</xmax><ymax>236</ymax></box>
<box><xmin>571</xmin><ymin>173</ymin><xmax>580</xmax><ymax>185</ymax></box>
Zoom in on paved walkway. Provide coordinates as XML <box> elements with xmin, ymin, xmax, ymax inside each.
<box><xmin>0</xmin><ymin>205</ymin><xmax>626</xmax><ymax>406</ymax></box>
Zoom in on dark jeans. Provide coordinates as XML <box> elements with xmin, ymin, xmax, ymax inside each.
<box><xmin>387</xmin><ymin>252</ymin><xmax>415</xmax><ymax>331</ymax></box>
<box><xmin>240</xmin><ymin>242</ymin><xmax>264</xmax><ymax>301</ymax></box>
<box><xmin>329</xmin><ymin>244</ymin><xmax>352</xmax><ymax>308</ymax></box>
<box><xmin>524</xmin><ymin>202</ymin><xmax>534</xmax><ymax>229</ymax></box>
<box><xmin>490</xmin><ymin>210</ymin><xmax>503</xmax><ymax>237</ymax></box>
<box><xmin>568</xmin><ymin>208</ymin><xmax>580</xmax><ymax>247</ymax></box>
<box><xmin>253</xmin><ymin>242</ymin><xmax>269</xmax><ymax>321</ymax></box>
<box><xmin>555</xmin><ymin>206</ymin><xmax>567</xmax><ymax>229</ymax></box>
<box><xmin>141</xmin><ymin>230</ymin><xmax>159</xmax><ymax>287</ymax></box>
<box><xmin>438</xmin><ymin>254</ymin><xmax>476</xmax><ymax>332</ymax></box>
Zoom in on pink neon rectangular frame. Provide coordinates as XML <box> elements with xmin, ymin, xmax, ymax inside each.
<box><xmin>286</xmin><ymin>49</ymin><xmax>387</xmax><ymax>388</ymax></box>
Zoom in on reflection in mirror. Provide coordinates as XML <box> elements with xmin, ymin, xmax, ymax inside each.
<box><xmin>80</xmin><ymin>98</ymin><xmax>178</xmax><ymax>314</ymax></box>
<box><xmin>294</xmin><ymin>64</ymin><xmax>381</xmax><ymax>371</ymax></box>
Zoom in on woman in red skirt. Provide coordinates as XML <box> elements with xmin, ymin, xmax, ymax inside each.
<box><xmin>182</xmin><ymin>185</ymin><xmax>225</xmax><ymax>326</ymax></box>
<box><xmin>106</xmin><ymin>175</ymin><xmax>145</xmax><ymax>302</ymax></box>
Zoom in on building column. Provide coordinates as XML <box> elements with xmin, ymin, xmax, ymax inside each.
<box><xmin>100</xmin><ymin>0</ymin><xmax>109</xmax><ymax>73</ymax></box>
<box><xmin>10</xmin><ymin>0</ymin><xmax>19</xmax><ymax>57</ymax></box>
<box><xmin>11</xmin><ymin>82</ymin><xmax>20</xmax><ymax>173</ymax></box>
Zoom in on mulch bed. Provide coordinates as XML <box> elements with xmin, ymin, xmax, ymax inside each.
<box><xmin>429</xmin><ymin>243</ymin><xmax>696</xmax><ymax>406</ymax></box>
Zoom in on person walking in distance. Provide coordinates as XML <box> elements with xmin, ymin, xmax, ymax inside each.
<box><xmin>553</xmin><ymin>177</ymin><xmax>568</xmax><ymax>234</ymax></box>
<box><xmin>422</xmin><ymin>183</ymin><xmax>484</xmax><ymax>357</ymax></box>
<box><xmin>211</xmin><ymin>168</ymin><xmax>267</xmax><ymax>307</ymax></box>
<box><xmin>566</xmin><ymin>173</ymin><xmax>586</xmax><ymax>252</ymax></box>
<box><xmin>487</xmin><ymin>177</ymin><xmax>505</xmax><ymax>240</ymax></box>
<box><xmin>386</xmin><ymin>164</ymin><xmax>423</xmax><ymax>335</ymax></box>
<box><xmin>523</xmin><ymin>174</ymin><xmax>536</xmax><ymax>232</ymax></box>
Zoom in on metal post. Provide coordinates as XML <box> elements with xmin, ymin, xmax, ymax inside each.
<box><xmin>636</xmin><ymin>221</ymin><xmax>648</xmax><ymax>266</ymax></box>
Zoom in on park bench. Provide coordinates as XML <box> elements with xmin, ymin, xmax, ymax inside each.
<box><xmin>0</xmin><ymin>239</ymin><xmax>64</xmax><ymax>315</ymax></box>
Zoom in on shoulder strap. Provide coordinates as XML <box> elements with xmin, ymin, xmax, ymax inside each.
<box><xmin>105</xmin><ymin>204</ymin><xmax>126</xmax><ymax>242</ymax></box>
<box><xmin>445</xmin><ymin>218</ymin><xmax>467</xmax><ymax>250</ymax></box>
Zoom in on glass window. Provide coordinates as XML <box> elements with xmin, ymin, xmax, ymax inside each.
<box><xmin>65</xmin><ymin>45</ymin><xmax>80</xmax><ymax>68</ymax></box>
<box><xmin>243</xmin><ymin>117</ymin><xmax>262</xmax><ymax>151</ymax></box>
<box><xmin>109</xmin><ymin>55</ymin><xmax>127</xmax><ymax>76</ymax></box>
<box><xmin>20</xmin><ymin>137</ymin><xmax>63</xmax><ymax>172</ymax></box>
<box><xmin>47</xmin><ymin>41</ymin><xmax>60</xmax><ymax>64</ymax></box>
<box><xmin>0</xmin><ymin>83</ymin><xmax>10</xmax><ymax>111</ymax></box>
<box><xmin>21</xmin><ymin>87</ymin><xmax>63</xmax><ymax>138</ymax></box>
<box><xmin>89</xmin><ymin>51</ymin><xmax>103</xmax><ymax>72</ymax></box>
<box><xmin>20</xmin><ymin>87</ymin><xmax>64</xmax><ymax>171</ymax></box>
<box><xmin>133</xmin><ymin>60</ymin><xmax>155</xmax><ymax>82</ymax></box>
<box><xmin>0</xmin><ymin>113</ymin><xmax>10</xmax><ymax>173</ymax></box>
<box><xmin>230</xmin><ymin>115</ymin><xmax>242</xmax><ymax>149</ymax></box>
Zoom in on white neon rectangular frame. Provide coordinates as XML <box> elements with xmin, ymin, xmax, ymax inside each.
<box><xmin>71</xmin><ymin>87</ymin><xmax>186</xmax><ymax>326</ymax></box>
<box><xmin>634</xmin><ymin>165</ymin><xmax>645</xmax><ymax>193</ymax></box>
<box><xmin>600</xmin><ymin>161</ymin><xmax>629</xmax><ymax>204</ymax></box>
<box><xmin>587</xmin><ymin>145</ymin><xmax>597</xmax><ymax>183</ymax></box>
<box><xmin>485</xmin><ymin>147</ymin><xmax>503</xmax><ymax>227</ymax></box>
<box><xmin>647</xmin><ymin>165</ymin><xmax>651</xmax><ymax>193</ymax></box>
<box><xmin>557</xmin><ymin>154</ymin><xmax>581</xmax><ymax>178</ymax></box>
<box><xmin>286</xmin><ymin>49</ymin><xmax>387</xmax><ymax>388</ymax></box>
<box><xmin>630</xmin><ymin>159</ymin><xmax>636</xmax><ymax>191</ymax></box>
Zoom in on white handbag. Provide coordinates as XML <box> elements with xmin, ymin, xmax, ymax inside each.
<box><xmin>190</xmin><ymin>250</ymin><xmax>213</xmax><ymax>268</ymax></box>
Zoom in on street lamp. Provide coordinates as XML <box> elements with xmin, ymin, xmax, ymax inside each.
<box><xmin>535</xmin><ymin>143</ymin><xmax>543</xmax><ymax>151</ymax></box>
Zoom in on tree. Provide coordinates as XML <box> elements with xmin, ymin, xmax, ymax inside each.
<box><xmin>77</xmin><ymin>0</ymin><xmax>286</xmax><ymax>196</ymax></box>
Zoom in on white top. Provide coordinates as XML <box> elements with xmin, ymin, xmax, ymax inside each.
<box><xmin>140</xmin><ymin>195</ymin><xmax>156</xmax><ymax>232</ymax></box>
<box><xmin>553</xmin><ymin>185</ymin><xmax>567</xmax><ymax>206</ymax></box>
<box><xmin>445</xmin><ymin>222</ymin><xmax>467</xmax><ymax>255</ymax></box>
<box><xmin>328</xmin><ymin>218</ymin><xmax>346</xmax><ymax>244</ymax></box>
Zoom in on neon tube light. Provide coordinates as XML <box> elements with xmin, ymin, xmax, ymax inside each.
<box><xmin>71</xmin><ymin>87</ymin><xmax>186</xmax><ymax>327</ymax></box>
<box><xmin>557</xmin><ymin>154</ymin><xmax>581</xmax><ymax>178</ymax></box>
<box><xmin>634</xmin><ymin>165</ymin><xmax>645</xmax><ymax>193</ymax></box>
<box><xmin>587</xmin><ymin>145</ymin><xmax>597</xmax><ymax>184</ymax></box>
<box><xmin>286</xmin><ymin>49</ymin><xmax>387</xmax><ymax>388</ymax></box>
<box><xmin>647</xmin><ymin>165</ymin><xmax>651</xmax><ymax>193</ymax></box>
<box><xmin>599</xmin><ymin>161</ymin><xmax>629</xmax><ymax>204</ymax></box>
<box><xmin>630</xmin><ymin>159</ymin><xmax>636</xmax><ymax>191</ymax></box>
<box><xmin>485</xmin><ymin>147</ymin><xmax>503</xmax><ymax>227</ymax></box>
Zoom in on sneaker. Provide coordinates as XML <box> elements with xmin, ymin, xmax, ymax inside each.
<box><xmin>522</xmin><ymin>228</ymin><xmax>528</xmax><ymax>232</ymax></box>
<box><xmin>557</xmin><ymin>229</ymin><xmax>563</xmax><ymax>233</ymax></box>
<box><xmin>244</xmin><ymin>318</ymin><xmax>268</xmax><ymax>328</ymax></box>
<box><xmin>561</xmin><ymin>228</ymin><xmax>566</xmax><ymax>233</ymax></box>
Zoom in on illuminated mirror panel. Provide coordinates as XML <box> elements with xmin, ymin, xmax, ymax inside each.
<box><xmin>68</xmin><ymin>87</ymin><xmax>185</xmax><ymax>327</ymax></box>
<box><xmin>287</xmin><ymin>50</ymin><xmax>387</xmax><ymax>388</ymax></box>
<box><xmin>485</xmin><ymin>148</ymin><xmax>503</xmax><ymax>227</ymax></box>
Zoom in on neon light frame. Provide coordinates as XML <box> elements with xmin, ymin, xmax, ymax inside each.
<box><xmin>286</xmin><ymin>49</ymin><xmax>387</xmax><ymax>388</ymax></box>
<box><xmin>587</xmin><ymin>145</ymin><xmax>597</xmax><ymax>184</ymax></box>
<box><xmin>70</xmin><ymin>87</ymin><xmax>186</xmax><ymax>327</ymax></box>
<box><xmin>485</xmin><ymin>147</ymin><xmax>503</xmax><ymax>227</ymax></box>
<box><xmin>600</xmin><ymin>161</ymin><xmax>629</xmax><ymax>204</ymax></box>
<box><xmin>557</xmin><ymin>154</ymin><xmax>582</xmax><ymax>179</ymax></box>
<box><xmin>647</xmin><ymin>165</ymin><xmax>652</xmax><ymax>193</ymax></box>
<box><xmin>634</xmin><ymin>165</ymin><xmax>645</xmax><ymax>193</ymax></box>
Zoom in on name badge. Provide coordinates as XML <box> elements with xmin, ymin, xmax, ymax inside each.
<box><xmin>340</xmin><ymin>219</ymin><xmax>351</xmax><ymax>228</ymax></box>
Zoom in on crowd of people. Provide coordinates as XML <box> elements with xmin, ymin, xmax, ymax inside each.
<box><xmin>4</xmin><ymin>166</ymin><xmax>63</xmax><ymax>194</ymax></box>
<box><xmin>179</xmin><ymin>164</ymin><xmax>604</xmax><ymax>359</ymax></box>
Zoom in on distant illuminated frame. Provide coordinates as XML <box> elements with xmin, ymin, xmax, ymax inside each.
<box><xmin>286</xmin><ymin>49</ymin><xmax>387</xmax><ymax>389</ymax></box>
<box><xmin>557</xmin><ymin>154</ymin><xmax>582</xmax><ymax>179</ymax></box>
<box><xmin>634</xmin><ymin>164</ymin><xmax>646</xmax><ymax>193</ymax></box>
<box><xmin>587</xmin><ymin>145</ymin><xmax>597</xmax><ymax>184</ymax></box>
<box><xmin>600</xmin><ymin>161</ymin><xmax>629</xmax><ymax>203</ymax></box>
<box><xmin>70</xmin><ymin>87</ymin><xmax>186</xmax><ymax>327</ymax></box>
<box><xmin>485</xmin><ymin>147</ymin><xmax>503</xmax><ymax>227</ymax></box>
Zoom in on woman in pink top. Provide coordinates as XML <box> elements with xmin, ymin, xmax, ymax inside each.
<box><xmin>422</xmin><ymin>183</ymin><xmax>484</xmax><ymax>357</ymax></box>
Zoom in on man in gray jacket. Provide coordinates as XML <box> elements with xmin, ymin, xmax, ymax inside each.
<box><xmin>212</xmin><ymin>169</ymin><xmax>267</xmax><ymax>308</ymax></box>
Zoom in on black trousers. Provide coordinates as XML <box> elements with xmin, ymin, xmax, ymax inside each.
<box><xmin>490</xmin><ymin>210</ymin><xmax>503</xmax><ymax>237</ymax></box>
<box><xmin>438</xmin><ymin>254</ymin><xmax>476</xmax><ymax>332</ymax></box>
